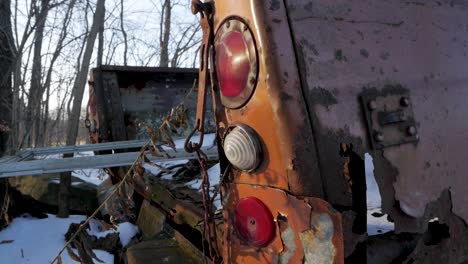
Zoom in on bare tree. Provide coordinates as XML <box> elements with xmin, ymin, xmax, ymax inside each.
<box><xmin>170</xmin><ymin>23</ymin><xmax>200</xmax><ymax>67</ymax></box>
<box><xmin>120</xmin><ymin>0</ymin><xmax>128</xmax><ymax>65</ymax></box>
<box><xmin>159</xmin><ymin>0</ymin><xmax>171</xmax><ymax>67</ymax></box>
<box><xmin>26</xmin><ymin>0</ymin><xmax>50</xmax><ymax>147</ymax></box>
<box><xmin>39</xmin><ymin>0</ymin><xmax>78</xmax><ymax>145</ymax></box>
<box><xmin>58</xmin><ymin>0</ymin><xmax>106</xmax><ymax>218</ymax></box>
<box><xmin>0</xmin><ymin>0</ymin><xmax>15</xmax><ymax>157</ymax></box>
<box><xmin>12</xmin><ymin>0</ymin><xmax>38</xmax><ymax>150</ymax></box>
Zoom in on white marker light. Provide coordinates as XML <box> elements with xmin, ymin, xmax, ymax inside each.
<box><xmin>223</xmin><ymin>125</ymin><xmax>262</xmax><ymax>172</ymax></box>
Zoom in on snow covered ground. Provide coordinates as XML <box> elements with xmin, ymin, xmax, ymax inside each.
<box><xmin>0</xmin><ymin>214</ymin><xmax>138</xmax><ymax>264</ymax></box>
<box><xmin>366</xmin><ymin>153</ymin><xmax>395</xmax><ymax>235</ymax></box>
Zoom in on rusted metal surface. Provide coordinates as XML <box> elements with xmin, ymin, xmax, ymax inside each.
<box><xmin>222</xmin><ymin>183</ymin><xmax>343</xmax><ymax>264</ymax></box>
<box><xmin>185</xmin><ymin>0</ymin><xmax>213</xmax><ymax>154</ymax></box>
<box><xmin>87</xmin><ymin>65</ymin><xmax>214</xmax><ymax>182</ymax></box>
<box><xmin>186</xmin><ymin>2</ymin><xmax>222</xmax><ymax>262</ymax></box>
<box><xmin>361</xmin><ymin>89</ymin><xmax>419</xmax><ymax>149</ymax></box>
<box><xmin>284</xmin><ymin>0</ymin><xmax>468</xmax><ymax>259</ymax></box>
<box><xmin>87</xmin><ymin>66</ymin><xmax>211</xmax><ymax>143</ymax></box>
<box><xmin>209</xmin><ymin>0</ymin><xmax>343</xmax><ymax>262</ymax></box>
<box><xmin>212</xmin><ymin>0</ymin><xmax>323</xmax><ymax>199</ymax></box>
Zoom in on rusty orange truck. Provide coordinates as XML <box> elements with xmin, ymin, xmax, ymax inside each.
<box><xmin>88</xmin><ymin>1</ymin><xmax>468</xmax><ymax>263</ymax></box>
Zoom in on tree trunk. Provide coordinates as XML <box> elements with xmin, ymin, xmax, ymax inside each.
<box><xmin>120</xmin><ymin>0</ymin><xmax>128</xmax><ymax>66</ymax></box>
<box><xmin>0</xmin><ymin>0</ymin><xmax>15</xmax><ymax>157</ymax></box>
<box><xmin>11</xmin><ymin>0</ymin><xmax>41</xmax><ymax>150</ymax></box>
<box><xmin>58</xmin><ymin>0</ymin><xmax>106</xmax><ymax>218</ymax></box>
<box><xmin>97</xmin><ymin>4</ymin><xmax>104</xmax><ymax>67</ymax></box>
<box><xmin>159</xmin><ymin>0</ymin><xmax>171</xmax><ymax>67</ymax></box>
<box><xmin>25</xmin><ymin>0</ymin><xmax>50</xmax><ymax>147</ymax></box>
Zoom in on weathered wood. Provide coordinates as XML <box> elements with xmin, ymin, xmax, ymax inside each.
<box><xmin>105</xmin><ymin>72</ymin><xmax>127</xmax><ymax>141</ymax></box>
<box><xmin>126</xmin><ymin>239</ymin><xmax>201</xmax><ymax>264</ymax></box>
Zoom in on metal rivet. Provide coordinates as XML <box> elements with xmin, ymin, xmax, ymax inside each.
<box><xmin>407</xmin><ymin>126</ymin><xmax>417</xmax><ymax>136</ymax></box>
<box><xmin>226</xmin><ymin>21</ymin><xmax>230</xmax><ymax>28</ymax></box>
<box><xmin>368</xmin><ymin>100</ymin><xmax>377</xmax><ymax>110</ymax></box>
<box><xmin>400</xmin><ymin>97</ymin><xmax>410</xmax><ymax>107</ymax></box>
<box><xmin>249</xmin><ymin>77</ymin><xmax>256</xmax><ymax>85</ymax></box>
<box><xmin>374</xmin><ymin>131</ymin><xmax>384</xmax><ymax>142</ymax></box>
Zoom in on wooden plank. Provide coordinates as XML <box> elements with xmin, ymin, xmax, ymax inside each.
<box><xmin>105</xmin><ymin>72</ymin><xmax>127</xmax><ymax>141</ymax></box>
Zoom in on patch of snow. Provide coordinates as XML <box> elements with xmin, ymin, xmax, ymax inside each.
<box><xmin>86</xmin><ymin>219</ymin><xmax>116</xmax><ymax>239</ymax></box>
<box><xmin>0</xmin><ymin>214</ymin><xmax>113</xmax><ymax>264</ymax></box>
<box><xmin>185</xmin><ymin>163</ymin><xmax>223</xmax><ymax>210</ymax></box>
<box><xmin>365</xmin><ymin>153</ymin><xmax>394</xmax><ymax>235</ymax></box>
<box><xmin>34</xmin><ymin>154</ymin><xmax>62</xmax><ymax>160</ymax></box>
<box><xmin>117</xmin><ymin>222</ymin><xmax>139</xmax><ymax>247</ymax></box>
<box><xmin>365</xmin><ymin>153</ymin><xmax>381</xmax><ymax>210</ymax></box>
<box><xmin>75</xmin><ymin>151</ymin><xmax>95</xmax><ymax>157</ymax></box>
<box><xmin>143</xmin><ymin>160</ymin><xmax>189</xmax><ymax>177</ymax></box>
<box><xmin>213</xmin><ymin>194</ymin><xmax>222</xmax><ymax>211</ymax></box>
<box><xmin>186</xmin><ymin>179</ymin><xmax>202</xmax><ymax>189</ymax></box>
<box><xmin>86</xmin><ymin>220</ymin><xmax>138</xmax><ymax>247</ymax></box>
<box><xmin>71</xmin><ymin>168</ymin><xmax>108</xmax><ymax>186</ymax></box>
<box><xmin>160</xmin><ymin>171</ymin><xmax>179</xmax><ymax>180</ymax></box>
<box><xmin>186</xmin><ymin>163</ymin><xmax>221</xmax><ymax>190</ymax></box>
<box><xmin>162</xmin><ymin>133</ymin><xmax>216</xmax><ymax>150</ymax></box>
<box><xmin>34</xmin><ymin>150</ymin><xmax>108</xmax><ymax>186</ymax></box>
<box><xmin>367</xmin><ymin>209</ymin><xmax>395</xmax><ymax>235</ymax></box>
<box><xmin>35</xmin><ymin>150</ymin><xmax>95</xmax><ymax>160</ymax></box>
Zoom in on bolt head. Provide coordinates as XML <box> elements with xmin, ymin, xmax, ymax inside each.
<box><xmin>374</xmin><ymin>131</ymin><xmax>384</xmax><ymax>142</ymax></box>
<box><xmin>400</xmin><ymin>97</ymin><xmax>410</xmax><ymax>107</ymax></box>
<box><xmin>407</xmin><ymin>126</ymin><xmax>417</xmax><ymax>136</ymax></box>
<box><xmin>368</xmin><ymin>100</ymin><xmax>377</xmax><ymax>110</ymax></box>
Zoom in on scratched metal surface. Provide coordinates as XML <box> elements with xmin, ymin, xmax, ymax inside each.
<box><xmin>285</xmin><ymin>0</ymin><xmax>468</xmax><ymax>236</ymax></box>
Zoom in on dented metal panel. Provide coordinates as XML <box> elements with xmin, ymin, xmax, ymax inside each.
<box><xmin>284</xmin><ymin>0</ymin><xmax>468</xmax><ymax>260</ymax></box>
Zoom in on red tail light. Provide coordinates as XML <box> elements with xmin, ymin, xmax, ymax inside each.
<box><xmin>215</xmin><ymin>18</ymin><xmax>258</xmax><ymax>108</ymax></box>
<box><xmin>234</xmin><ymin>197</ymin><xmax>275</xmax><ymax>247</ymax></box>
<box><xmin>216</xmin><ymin>31</ymin><xmax>249</xmax><ymax>97</ymax></box>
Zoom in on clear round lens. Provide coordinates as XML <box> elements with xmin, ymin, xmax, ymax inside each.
<box><xmin>223</xmin><ymin>125</ymin><xmax>262</xmax><ymax>171</ymax></box>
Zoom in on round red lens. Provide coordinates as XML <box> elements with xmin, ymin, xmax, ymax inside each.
<box><xmin>216</xmin><ymin>31</ymin><xmax>250</xmax><ymax>98</ymax></box>
<box><xmin>234</xmin><ymin>197</ymin><xmax>275</xmax><ymax>247</ymax></box>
